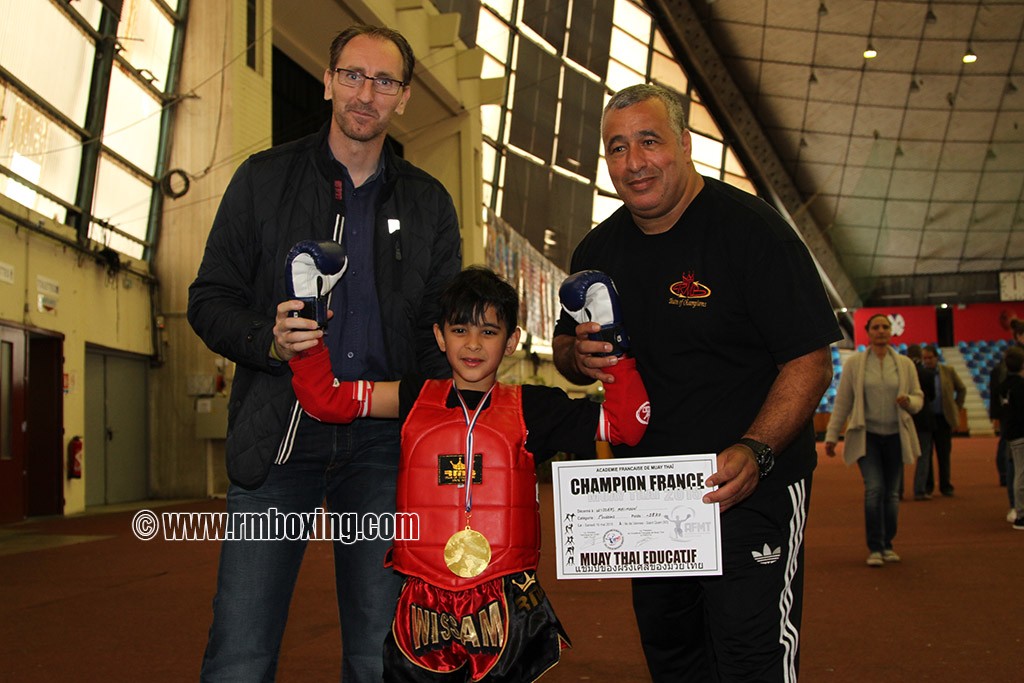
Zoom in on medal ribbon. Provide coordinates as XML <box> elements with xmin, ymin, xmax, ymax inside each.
<box><xmin>454</xmin><ymin>384</ymin><xmax>495</xmax><ymax>521</ymax></box>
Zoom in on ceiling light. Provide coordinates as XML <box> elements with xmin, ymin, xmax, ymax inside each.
<box><xmin>925</xmin><ymin>8</ymin><xmax>937</xmax><ymax>24</ymax></box>
<box><xmin>809</xmin><ymin>71</ymin><xmax>818</xmax><ymax>84</ymax></box>
<box><xmin>962</xmin><ymin>45</ymin><xmax>977</xmax><ymax>64</ymax></box>
<box><xmin>895</xmin><ymin>144</ymin><xmax>904</xmax><ymax>157</ymax></box>
<box><xmin>818</xmin><ymin>3</ymin><xmax>828</xmax><ymax>17</ymax></box>
<box><xmin>800</xmin><ymin>136</ymin><xmax>809</xmax><ymax>148</ymax></box>
<box><xmin>1007</xmin><ymin>80</ymin><xmax>1018</xmax><ymax>93</ymax></box>
<box><xmin>863</xmin><ymin>41</ymin><xmax>877</xmax><ymax>59</ymax></box>
<box><xmin>909</xmin><ymin>78</ymin><xmax>920</xmax><ymax>92</ymax></box>
<box><xmin>986</xmin><ymin>147</ymin><xmax>997</xmax><ymax>160</ymax></box>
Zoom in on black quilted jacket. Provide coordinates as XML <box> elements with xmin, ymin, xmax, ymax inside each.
<box><xmin>187</xmin><ymin>125</ymin><xmax>462</xmax><ymax>489</ymax></box>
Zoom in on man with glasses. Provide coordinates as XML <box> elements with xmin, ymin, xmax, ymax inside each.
<box><xmin>189</xmin><ymin>25</ymin><xmax>461</xmax><ymax>682</ymax></box>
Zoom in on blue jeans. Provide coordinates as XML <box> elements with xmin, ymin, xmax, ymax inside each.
<box><xmin>999</xmin><ymin>437</ymin><xmax>1015</xmax><ymax>507</ymax></box>
<box><xmin>201</xmin><ymin>417</ymin><xmax>404</xmax><ymax>682</ymax></box>
<box><xmin>912</xmin><ymin>429</ymin><xmax>934</xmax><ymax>497</ymax></box>
<box><xmin>857</xmin><ymin>432</ymin><xmax>903</xmax><ymax>553</ymax></box>
<box><xmin>1008</xmin><ymin>442</ymin><xmax>1018</xmax><ymax>509</ymax></box>
<box><xmin>925</xmin><ymin>418</ymin><xmax>955</xmax><ymax>495</ymax></box>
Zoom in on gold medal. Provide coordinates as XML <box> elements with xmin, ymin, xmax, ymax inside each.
<box><xmin>445</xmin><ymin>385</ymin><xmax>496</xmax><ymax>578</ymax></box>
<box><xmin>444</xmin><ymin>527</ymin><xmax>492</xmax><ymax>577</ymax></box>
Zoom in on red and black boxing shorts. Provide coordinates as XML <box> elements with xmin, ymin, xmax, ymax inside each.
<box><xmin>384</xmin><ymin>571</ymin><xmax>570</xmax><ymax>682</ymax></box>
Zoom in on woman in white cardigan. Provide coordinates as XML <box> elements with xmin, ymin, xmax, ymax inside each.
<box><xmin>825</xmin><ymin>314</ymin><xmax>924</xmax><ymax>567</ymax></box>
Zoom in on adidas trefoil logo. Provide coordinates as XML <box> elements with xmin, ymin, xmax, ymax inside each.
<box><xmin>751</xmin><ymin>543</ymin><xmax>782</xmax><ymax>565</ymax></box>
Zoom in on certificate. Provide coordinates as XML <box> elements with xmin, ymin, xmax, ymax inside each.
<box><xmin>550</xmin><ymin>454</ymin><xmax>722</xmax><ymax>579</ymax></box>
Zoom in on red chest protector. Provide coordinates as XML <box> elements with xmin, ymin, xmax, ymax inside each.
<box><xmin>392</xmin><ymin>380</ymin><xmax>540</xmax><ymax>590</ymax></box>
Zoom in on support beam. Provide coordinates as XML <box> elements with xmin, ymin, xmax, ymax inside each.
<box><xmin>646</xmin><ymin>0</ymin><xmax>861</xmax><ymax>309</ymax></box>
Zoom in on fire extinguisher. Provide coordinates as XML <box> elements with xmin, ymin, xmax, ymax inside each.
<box><xmin>67</xmin><ymin>435</ymin><xmax>83</xmax><ymax>480</ymax></box>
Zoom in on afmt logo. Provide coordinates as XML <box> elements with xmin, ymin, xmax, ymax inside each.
<box><xmin>603</xmin><ymin>529</ymin><xmax>624</xmax><ymax>549</ymax></box>
<box><xmin>669</xmin><ymin>272</ymin><xmax>711</xmax><ymax>299</ymax></box>
<box><xmin>751</xmin><ymin>543</ymin><xmax>781</xmax><ymax>565</ymax></box>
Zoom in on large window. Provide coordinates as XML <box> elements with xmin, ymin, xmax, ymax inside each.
<box><xmin>0</xmin><ymin>0</ymin><xmax>187</xmax><ymax>260</ymax></box>
<box><xmin>476</xmin><ymin>0</ymin><xmax>757</xmax><ymax>274</ymax></box>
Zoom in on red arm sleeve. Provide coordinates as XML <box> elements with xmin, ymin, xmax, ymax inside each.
<box><xmin>598</xmin><ymin>357</ymin><xmax>650</xmax><ymax>446</ymax></box>
<box><xmin>289</xmin><ymin>342</ymin><xmax>373</xmax><ymax>423</ymax></box>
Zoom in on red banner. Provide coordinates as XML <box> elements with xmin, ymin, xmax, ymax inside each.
<box><xmin>853</xmin><ymin>306</ymin><xmax>938</xmax><ymax>347</ymax></box>
<box><xmin>951</xmin><ymin>302</ymin><xmax>1024</xmax><ymax>343</ymax></box>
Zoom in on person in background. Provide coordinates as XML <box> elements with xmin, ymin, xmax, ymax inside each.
<box><xmin>825</xmin><ymin>314</ymin><xmax>923</xmax><ymax>567</ymax></box>
<box><xmin>187</xmin><ymin>25</ymin><xmax>462</xmax><ymax>681</ymax></box>
<box><xmin>989</xmin><ymin>319</ymin><xmax>1024</xmax><ymax>519</ymax></box>
<box><xmin>906</xmin><ymin>344</ymin><xmax>937</xmax><ymax>501</ymax></box>
<box><xmin>996</xmin><ymin>346</ymin><xmax>1024</xmax><ymax>530</ymax></box>
<box><xmin>920</xmin><ymin>344</ymin><xmax>966</xmax><ymax>497</ymax></box>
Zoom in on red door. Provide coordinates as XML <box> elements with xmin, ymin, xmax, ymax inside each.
<box><xmin>0</xmin><ymin>325</ymin><xmax>27</xmax><ymax>522</ymax></box>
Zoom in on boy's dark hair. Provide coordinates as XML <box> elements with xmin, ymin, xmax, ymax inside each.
<box><xmin>1006</xmin><ymin>346</ymin><xmax>1024</xmax><ymax>374</ymax></box>
<box><xmin>438</xmin><ymin>267</ymin><xmax>519</xmax><ymax>336</ymax></box>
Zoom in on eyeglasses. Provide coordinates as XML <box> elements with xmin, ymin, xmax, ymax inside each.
<box><xmin>332</xmin><ymin>68</ymin><xmax>406</xmax><ymax>96</ymax></box>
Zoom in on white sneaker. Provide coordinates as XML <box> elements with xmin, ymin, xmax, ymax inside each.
<box><xmin>882</xmin><ymin>549</ymin><xmax>901</xmax><ymax>563</ymax></box>
<box><xmin>1008</xmin><ymin>509</ymin><xmax>1018</xmax><ymax>523</ymax></box>
<box><xmin>866</xmin><ymin>552</ymin><xmax>884</xmax><ymax>567</ymax></box>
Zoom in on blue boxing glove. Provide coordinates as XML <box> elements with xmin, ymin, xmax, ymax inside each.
<box><xmin>559</xmin><ymin>270</ymin><xmax>630</xmax><ymax>357</ymax></box>
<box><xmin>285</xmin><ymin>240</ymin><xmax>347</xmax><ymax>329</ymax></box>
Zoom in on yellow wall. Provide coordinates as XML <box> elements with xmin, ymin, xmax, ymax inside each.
<box><xmin>0</xmin><ymin>195</ymin><xmax>154</xmax><ymax>514</ymax></box>
<box><xmin>1</xmin><ymin>0</ymin><xmax>499</xmax><ymax>514</ymax></box>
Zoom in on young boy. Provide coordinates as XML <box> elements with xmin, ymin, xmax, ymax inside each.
<box><xmin>998</xmin><ymin>346</ymin><xmax>1024</xmax><ymax>529</ymax></box>
<box><xmin>289</xmin><ymin>266</ymin><xmax>650</xmax><ymax>681</ymax></box>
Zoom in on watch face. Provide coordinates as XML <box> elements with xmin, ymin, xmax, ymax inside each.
<box><xmin>758</xmin><ymin>451</ymin><xmax>774</xmax><ymax>477</ymax></box>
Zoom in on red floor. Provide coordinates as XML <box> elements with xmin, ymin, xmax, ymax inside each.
<box><xmin>1</xmin><ymin>437</ymin><xmax>1020</xmax><ymax>681</ymax></box>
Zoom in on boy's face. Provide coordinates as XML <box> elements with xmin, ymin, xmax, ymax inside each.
<box><xmin>434</xmin><ymin>305</ymin><xmax>521</xmax><ymax>391</ymax></box>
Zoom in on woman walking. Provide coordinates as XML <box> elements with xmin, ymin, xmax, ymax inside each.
<box><xmin>825</xmin><ymin>314</ymin><xmax>924</xmax><ymax>566</ymax></box>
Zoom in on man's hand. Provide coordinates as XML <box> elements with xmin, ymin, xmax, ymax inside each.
<box><xmin>702</xmin><ymin>444</ymin><xmax>760</xmax><ymax>512</ymax></box>
<box><xmin>559</xmin><ymin>270</ymin><xmax>631</xmax><ymax>357</ymax></box>
<box><xmin>553</xmin><ymin>322</ymin><xmax>621</xmax><ymax>385</ymax></box>
<box><xmin>824</xmin><ymin>441</ymin><xmax>838</xmax><ymax>458</ymax></box>
<box><xmin>284</xmin><ymin>240</ymin><xmax>348</xmax><ymax>329</ymax></box>
<box><xmin>272</xmin><ymin>300</ymin><xmax>325</xmax><ymax>362</ymax></box>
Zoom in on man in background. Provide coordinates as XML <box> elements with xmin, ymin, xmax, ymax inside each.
<box><xmin>906</xmin><ymin>344</ymin><xmax>937</xmax><ymax>500</ymax></box>
<box><xmin>921</xmin><ymin>345</ymin><xmax>967</xmax><ymax>497</ymax></box>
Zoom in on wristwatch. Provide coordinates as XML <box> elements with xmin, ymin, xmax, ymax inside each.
<box><xmin>739</xmin><ymin>438</ymin><xmax>774</xmax><ymax>479</ymax></box>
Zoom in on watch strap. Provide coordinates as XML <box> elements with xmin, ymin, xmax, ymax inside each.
<box><xmin>739</xmin><ymin>438</ymin><xmax>774</xmax><ymax>479</ymax></box>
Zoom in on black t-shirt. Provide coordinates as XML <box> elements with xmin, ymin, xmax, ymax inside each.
<box><xmin>554</xmin><ymin>177</ymin><xmax>842</xmax><ymax>490</ymax></box>
<box><xmin>998</xmin><ymin>374</ymin><xmax>1024</xmax><ymax>441</ymax></box>
<box><xmin>399</xmin><ymin>376</ymin><xmax>602</xmax><ymax>463</ymax></box>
